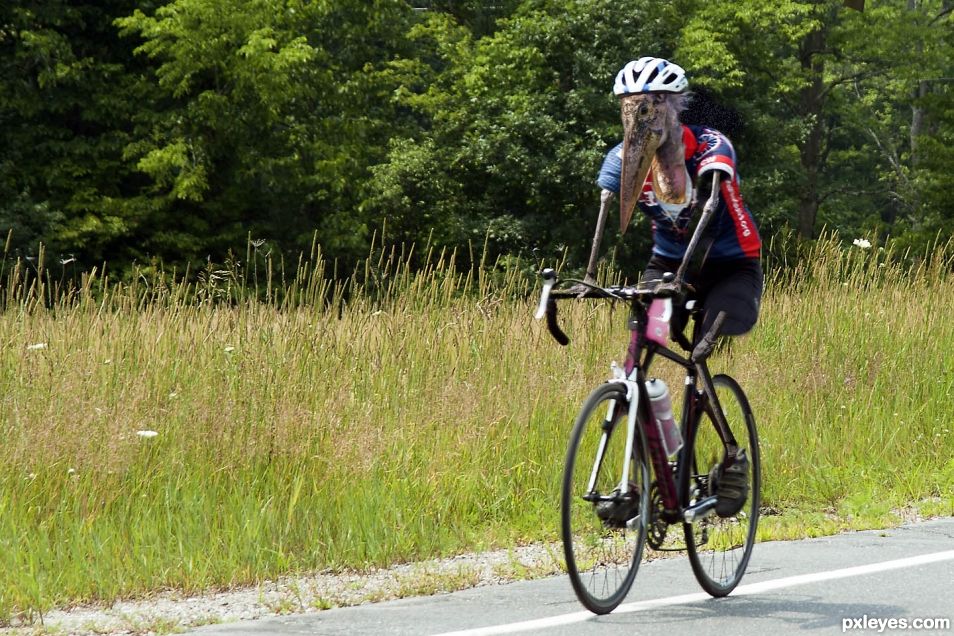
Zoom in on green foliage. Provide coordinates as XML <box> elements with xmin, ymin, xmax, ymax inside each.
<box><xmin>677</xmin><ymin>0</ymin><xmax>954</xmax><ymax>242</ymax></box>
<box><xmin>0</xmin><ymin>0</ymin><xmax>952</xmax><ymax>277</ymax></box>
<box><xmin>414</xmin><ymin>0</ymin><xmax>523</xmax><ymax>36</ymax></box>
<box><xmin>367</xmin><ymin>0</ymin><xmax>684</xmax><ymax>271</ymax></box>
<box><xmin>113</xmin><ymin>0</ymin><xmax>416</xmax><ymax>268</ymax></box>
<box><xmin>0</xmin><ymin>0</ymin><xmax>153</xmax><ymax>263</ymax></box>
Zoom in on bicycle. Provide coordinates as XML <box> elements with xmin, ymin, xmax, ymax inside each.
<box><xmin>534</xmin><ymin>176</ymin><xmax>760</xmax><ymax>614</ymax></box>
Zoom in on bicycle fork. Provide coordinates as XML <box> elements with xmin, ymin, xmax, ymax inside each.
<box><xmin>583</xmin><ymin>368</ymin><xmax>646</xmax><ymax>519</ymax></box>
<box><xmin>588</xmin><ymin>365</ymin><xmax>680</xmax><ymax>517</ymax></box>
<box><xmin>583</xmin><ymin>383</ymin><xmax>634</xmax><ymax>497</ymax></box>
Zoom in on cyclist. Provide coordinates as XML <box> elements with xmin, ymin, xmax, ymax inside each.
<box><xmin>595</xmin><ymin>57</ymin><xmax>762</xmax><ymax>517</ymax></box>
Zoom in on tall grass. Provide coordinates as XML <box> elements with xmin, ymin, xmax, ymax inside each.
<box><xmin>0</xmin><ymin>236</ymin><xmax>952</xmax><ymax>622</ymax></box>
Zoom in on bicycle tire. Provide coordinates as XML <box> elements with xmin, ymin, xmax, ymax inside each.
<box><xmin>562</xmin><ymin>382</ymin><xmax>651</xmax><ymax>614</ymax></box>
<box><xmin>683</xmin><ymin>373</ymin><xmax>760</xmax><ymax>596</ymax></box>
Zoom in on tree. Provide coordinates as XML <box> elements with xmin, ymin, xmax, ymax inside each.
<box><xmin>367</xmin><ymin>0</ymin><xmax>685</xmax><ymax>272</ymax></box>
<box><xmin>899</xmin><ymin>0</ymin><xmax>954</xmax><ymax>238</ymax></box>
<box><xmin>0</xmin><ymin>0</ymin><xmax>154</xmax><ymax>265</ymax></box>
<box><xmin>678</xmin><ymin>1</ymin><xmax>839</xmax><ymax>238</ymax></box>
<box><xmin>115</xmin><ymin>0</ymin><xmax>416</xmax><ymax>268</ymax></box>
<box><xmin>2</xmin><ymin>0</ymin><xmax>950</xmax><ymax>279</ymax></box>
<box><xmin>677</xmin><ymin>0</ymin><xmax>954</xmax><ymax>242</ymax></box>
<box><xmin>411</xmin><ymin>0</ymin><xmax>522</xmax><ymax>36</ymax></box>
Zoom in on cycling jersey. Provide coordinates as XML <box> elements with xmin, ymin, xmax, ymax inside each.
<box><xmin>596</xmin><ymin>125</ymin><xmax>761</xmax><ymax>261</ymax></box>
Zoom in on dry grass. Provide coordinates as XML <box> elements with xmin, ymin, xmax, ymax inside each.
<box><xmin>0</xmin><ymin>235</ymin><xmax>951</xmax><ymax>623</ymax></box>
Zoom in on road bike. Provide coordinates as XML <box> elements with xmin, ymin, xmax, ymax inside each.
<box><xmin>534</xmin><ymin>177</ymin><xmax>760</xmax><ymax>614</ymax></box>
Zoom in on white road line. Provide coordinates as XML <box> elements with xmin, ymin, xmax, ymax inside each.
<box><xmin>435</xmin><ymin>549</ymin><xmax>954</xmax><ymax>636</ymax></box>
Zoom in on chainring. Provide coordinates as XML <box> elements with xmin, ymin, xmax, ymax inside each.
<box><xmin>646</xmin><ymin>482</ymin><xmax>669</xmax><ymax>549</ymax></box>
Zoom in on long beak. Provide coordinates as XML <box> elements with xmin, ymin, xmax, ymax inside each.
<box><xmin>619</xmin><ymin>95</ymin><xmax>663</xmax><ymax>233</ymax></box>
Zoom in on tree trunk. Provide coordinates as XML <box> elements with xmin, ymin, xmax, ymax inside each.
<box><xmin>911</xmin><ymin>79</ymin><xmax>928</xmax><ymax>167</ymax></box>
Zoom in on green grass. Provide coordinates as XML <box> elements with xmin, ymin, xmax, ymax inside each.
<box><xmin>0</xmin><ymin>236</ymin><xmax>952</xmax><ymax>623</ymax></box>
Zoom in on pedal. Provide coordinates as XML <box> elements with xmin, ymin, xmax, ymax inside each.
<box><xmin>683</xmin><ymin>495</ymin><xmax>718</xmax><ymax>523</ymax></box>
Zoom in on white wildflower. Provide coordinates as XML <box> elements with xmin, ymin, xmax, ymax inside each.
<box><xmin>136</xmin><ymin>430</ymin><xmax>159</xmax><ymax>439</ymax></box>
<box><xmin>852</xmin><ymin>238</ymin><xmax>872</xmax><ymax>249</ymax></box>
<box><xmin>224</xmin><ymin>345</ymin><xmax>236</xmax><ymax>353</ymax></box>
<box><xmin>68</xmin><ymin>468</ymin><xmax>77</xmax><ymax>475</ymax></box>
<box><xmin>27</xmin><ymin>343</ymin><xmax>47</xmax><ymax>350</ymax></box>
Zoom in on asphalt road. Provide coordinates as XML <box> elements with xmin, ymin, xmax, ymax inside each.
<box><xmin>192</xmin><ymin>517</ymin><xmax>954</xmax><ymax>635</ymax></box>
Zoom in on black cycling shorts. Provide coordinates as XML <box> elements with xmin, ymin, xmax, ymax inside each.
<box><xmin>641</xmin><ymin>255</ymin><xmax>764</xmax><ymax>340</ymax></box>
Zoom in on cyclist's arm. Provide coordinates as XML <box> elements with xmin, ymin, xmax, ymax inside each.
<box><xmin>583</xmin><ymin>145</ymin><xmax>625</xmax><ymax>286</ymax></box>
<box><xmin>584</xmin><ymin>189</ymin><xmax>615</xmax><ymax>284</ymax></box>
<box><xmin>672</xmin><ymin>172</ymin><xmax>723</xmax><ymax>286</ymax></box>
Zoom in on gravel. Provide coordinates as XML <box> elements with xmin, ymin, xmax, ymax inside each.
<box><xmin>8</xmin><ymin>508</ymin><xmax>932</xmax><ymax>634</ymax></box>
<box><xmin>1</xmin><ymin>542</ymin><xmax>574</xmax><ymax>635</ymax></box>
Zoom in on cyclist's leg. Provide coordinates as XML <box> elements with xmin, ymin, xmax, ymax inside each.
<box><xmin>693</xmin><ymin>258</ymin><xmax>763</xmax><ymax>340</ymax></box>
<box><xmin>639</xmin><ymin>254</ymin><xmax>680</xmax><ymax>285</ymax></box>
<box><xmin>690</xmin><ymin>258</ymin><xmax>763</xmax><ymax>515</ymax></box>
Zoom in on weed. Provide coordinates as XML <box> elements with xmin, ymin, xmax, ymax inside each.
<box><xmin>0</xmin><ymin>236</ymin><xmax>951</xmax><ymax>618</ymax></box>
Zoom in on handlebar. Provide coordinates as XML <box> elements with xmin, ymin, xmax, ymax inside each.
<box><xmin>533</xmin><ymin>269</ymin><xmax>725</xmax><ymax>360</ymax></box>
<box><xmin>533</xmin><ymin>268</ymin><xmax>658</xmax><ymax>347</ymax></box>
<box><xmin>534</xmin><ymin>268</ymin><xmax>569</xmax><ymax>345</ymax></box>
<box><xmin>534</xmin><ymin>174</ymin><xmax>727</xmax><ymax>352</ymax></box>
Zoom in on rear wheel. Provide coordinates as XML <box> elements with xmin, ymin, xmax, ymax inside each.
<box><xmin>683</xmin><ymin>373</ymin><xmax>760</xmax><ymax>596</ymax></box>
<box><xmin>562</xmin><ymin>383</ymin><xmax>651</xmax><ymax>614</ymax></box>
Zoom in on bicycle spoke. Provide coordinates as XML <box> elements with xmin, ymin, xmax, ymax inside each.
<box><xmin>684</xmin><ymin>374</ymin><xmax>760</xmax><ymax>596</ymax></box>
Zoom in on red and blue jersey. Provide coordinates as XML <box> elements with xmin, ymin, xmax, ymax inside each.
<box><xmin>596</xmin><ymin>125</ymin><xmax>761</xmax><ymax>261</ymax></box>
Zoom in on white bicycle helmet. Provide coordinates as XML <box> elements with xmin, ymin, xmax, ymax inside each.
<box><xmin>613</xmin><ymin>57</ymin><xmax>688</xmax><ymax>95</ymax></box>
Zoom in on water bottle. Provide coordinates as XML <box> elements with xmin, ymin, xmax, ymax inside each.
<box><xmin>645</xmin><ymin>378</ymin><xmax>682</xmax><ymax>457</ymax></box>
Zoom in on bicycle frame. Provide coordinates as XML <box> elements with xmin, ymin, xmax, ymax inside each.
<box><xmin>552</xmin><ymin>173</ymin><xmax>760</xmax><ymax>611</ymax></box>
<box><xmin>616</xmin><ymin>304</ymin><xmax>740</xmax><ymax>520</ymax></box>
<box><xmin>541</xmin><ymin>172</ymin><xmax>741</xmax><ymax>524</ymax></box>
<box><xmin>577</xmin><ymin>298</ymin><xmax>740</xmax><ymax>525</ymax></box>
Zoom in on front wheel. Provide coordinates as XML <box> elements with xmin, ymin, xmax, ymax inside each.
<box><xmin>562</xmin><ymin>382</ymin><xmax>651</xmax><ymax>614</ymax></box>
<box><xmin>683</xmin><ymin>373</ymin><xmax>760</xmax><ymax>596</ymax></box>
